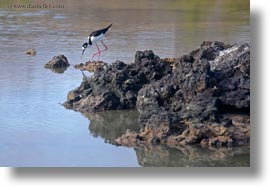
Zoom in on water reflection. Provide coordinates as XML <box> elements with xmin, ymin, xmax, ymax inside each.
<box><xmin>46</xmin><ymin>67</ymin><xmax>68</xmax><ymax>74</ymax></box>
<box><xmin>83</xmin><ymin>110</ymin><xmax>250</xmax><ymax>167</ymax></box>
<box><xmin>82</xmin><ymin>110</ymin><xmax>140</xmax><ymax>145</ymax></box>
<box><xmin>135</xmin><ymin>145</ymin><xmax>250</xmax><ymax>167</ymax></box>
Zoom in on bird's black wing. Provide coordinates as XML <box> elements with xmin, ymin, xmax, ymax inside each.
<box><xmin>89</xmin><ymin>24</ymin><xmax>112</xmax><ymax>37</ymax></box>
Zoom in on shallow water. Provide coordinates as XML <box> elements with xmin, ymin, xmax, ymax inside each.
<box><xmin>0</xmin><ymin>0</ymin><xmax>250</xmax><ymax>167</ymax></box>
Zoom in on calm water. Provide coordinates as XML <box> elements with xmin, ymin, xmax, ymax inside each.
<box><xmin>0</xmin><ymin>0</ymin><xmax>250</xmax><ymax>167</ymax></box>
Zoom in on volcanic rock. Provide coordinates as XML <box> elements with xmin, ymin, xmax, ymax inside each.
<box><xmin>44</xmin><ymin>55</ymin><xmax>70</xmax><ymax>69</ymax></box>
<box><xmin>74</xmin><ymin>61</ymin><xmax>107</xmax><ymax>72</ymax></box>
<box><xmin>63</xmin><ymin>50</ymin><xmax>172</xmax><ymax>112</ymax></box>
<box><xmin>64</xmin><ymin>41</ymin><xmax>250</xmax><ymax>148</ymax></box>
<box><xmin>117</xmin><ymin>41</ymin><xmax>250</xmax><ymax>147</ymax></box>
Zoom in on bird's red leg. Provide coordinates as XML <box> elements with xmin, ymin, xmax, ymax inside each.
<box><xmin>91</xmin><ymin>41</ymin><xmax>107</xmax><ymax>61</ymax></box>
<box><xmin>96</xmin><ymin>42</ymin><xmax>101</xmax><ymax>61</ymax></box>
<box><xmin>91</xmin><ymin>52</ymin><xmax>98</xmax><ymax>61</ymax></box>
<box><xmin>91</xmin><ymin>42</ymin><xmax>101</xmax><ymax>61</ymax></box>
<box><xmin>100</xmin><ymin>41</ymin><xmax>108</xmax><ymax>52</ymax></box>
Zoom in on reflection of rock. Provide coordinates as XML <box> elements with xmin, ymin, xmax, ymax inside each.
<box><xmin>118</xmin><ymin>41</ymin><xmax>250</xmax><ymax>147</ymax></box>
<box><xmin>64</xmin><ymin>50</ymin><xmax>172</xmax><ymax>112</ymax></box>
<box><xmin>49</xmin><ymin>67</ymin><xmax>68</xmax><ymax>74</ymax></box>
<box><xmin>44</xmin><ymin>55</ymin><xmax>70</xmax><ymax>69</ymax></box>
<box><xmin>134</xmin><ymin>144</ymin><xmax>250</xmax><ymax>167</ymax></box>
<box><xmin>82</xmin><ymin>110</ymin><xmax>140</xmax><ymax>145</ymax></box>
<box><xmin>26</xmin><ymin>48</ymin><xmax>37</xmax><ymax>55</ymax></box>
<box><xmin>74</xmin><ymin>61</ymin><xmax>107</xmax><ymax>72</ymax></box>
<box><xmin>83</xmin><ymin>109</ymin><xmax>249</xmax><ymax>166</ymax></box>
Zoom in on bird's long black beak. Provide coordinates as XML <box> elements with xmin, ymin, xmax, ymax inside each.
<box><xmin>81</xmin><ymin>42</ymin><xmax>88</xmax><ymax>59</ymax></box>
<box><xmin>81</xmin><ymin>48</ymin><xmax>85</xmax><ymax>59</ymax></box>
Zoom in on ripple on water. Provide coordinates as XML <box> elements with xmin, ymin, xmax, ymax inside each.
<box><xmin>53</xmin><ymin>14</ymin><xmax>68</xmax><ymax>19</ymax></box>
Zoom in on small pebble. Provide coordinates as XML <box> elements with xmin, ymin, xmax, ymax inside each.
<box><xmin>26</xmin><ymin>48</ymin><xmax>37</xmax><ymax>56</ymax></box>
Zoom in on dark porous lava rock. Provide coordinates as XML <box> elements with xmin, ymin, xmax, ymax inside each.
<box><xmin>116</xmin><ymin>41</ymin><xmax>250</xmax><ymax>148</ymax></box>
<box><xmin>74</xmin><ymin>61</ymin><xmax>107</xmax><ymax>72</ymax></box>
<box><xmin>63</xmin><ymin>50</ymin><xmax>172</xmax><ymax>112</ymax></box>
<box><xmin>44</xmin><ymin>55</ymin><xmax>70</xmax><ymax>69</ymax></box>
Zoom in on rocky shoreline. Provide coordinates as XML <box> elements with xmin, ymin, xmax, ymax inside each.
<box><xmin>64</xmin><ymin>41</ymin><xmax>250</xmax><ymax>148</ymax></box>
<box><xmin>74</xmin><ymin>60</ymin><xmax>107</xmax><ymax>72</ymax></box>
<box><xmin>64</xmin><ymin>50</ymin><xmax>172</xmax><ymax>112</ymax></box>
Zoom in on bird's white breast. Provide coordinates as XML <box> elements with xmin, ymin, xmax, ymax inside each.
<box><xmin>91</xmin><ymin>33</ymin><xmax>104</xmax><ymax>43</ymax></box>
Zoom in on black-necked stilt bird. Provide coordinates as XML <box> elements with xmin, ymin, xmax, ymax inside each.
<box><xmin>81</xmin><ymin>23</ymin><xmax>112</xmax><ymax>61</ymax></box>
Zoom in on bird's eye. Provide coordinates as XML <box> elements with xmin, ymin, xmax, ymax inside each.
<box><xmin>82</xmin><ymin>43</ymin><xmax>88</xmax><ymax>48</ymax></box>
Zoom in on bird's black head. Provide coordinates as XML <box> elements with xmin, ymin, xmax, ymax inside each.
<box><xmin>82</xmin><ymin>42</ymin><xmax>88</xmax><ymax>49</ymax></box>
<box><xmin>81</xmin><ymin>42</ymin><xmax>88</xmax><ymax>59</ymax></box>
